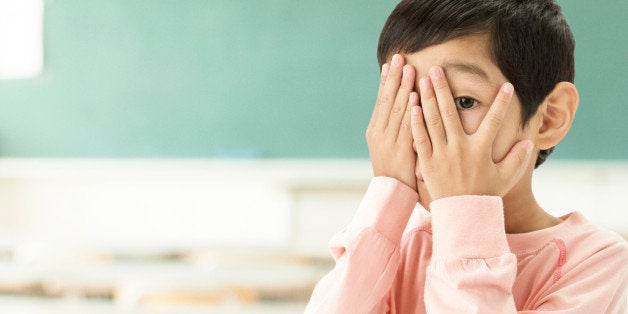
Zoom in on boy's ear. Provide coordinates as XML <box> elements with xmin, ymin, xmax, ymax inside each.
<box><xmin>535</xmin><ymin>82</ymin><xmax>579</xmax><ymax>150</ymax></box>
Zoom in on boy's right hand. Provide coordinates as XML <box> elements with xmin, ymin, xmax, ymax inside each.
<box><xmin>366</xmin><ymin>54</ymin><xmax>419</xmax><ymax>192</ymax></box>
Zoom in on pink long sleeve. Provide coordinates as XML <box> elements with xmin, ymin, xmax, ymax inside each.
<box><xmin>305</xmin><ymin>177</ymin><xmax>628</xmax><ymax>313</ymax></box>
<box><xmin>426</xmin><ymin>195</ymin><xmax>518</xmax><ymax>312</ymax></box>
<box><xmin>304</xmin><ymin>176</ymin><xmax>419</xmax><ymax>313</ymax></box>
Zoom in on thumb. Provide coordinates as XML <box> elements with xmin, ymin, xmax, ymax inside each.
<box><xmin>498</xmin><ymin>140</ymin><xmax>535</xmax><ymax>180</ymax></box>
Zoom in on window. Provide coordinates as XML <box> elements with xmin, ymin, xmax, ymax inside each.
<box><xmin>0</xmin><ymin>0</ymin><xmax>43</xmax><ymax>79</ymax></box>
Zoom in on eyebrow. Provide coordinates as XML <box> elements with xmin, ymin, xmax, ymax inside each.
<box><xmin>441</xmin><ymin>62</ymin><xmax>491</xmax><ymax>82</ymax></box>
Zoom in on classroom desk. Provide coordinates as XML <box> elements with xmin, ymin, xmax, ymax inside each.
<box><xmin>0</xmin><ymin>250</ymin><xmax>330</xmax><ymax>313</ymax></box>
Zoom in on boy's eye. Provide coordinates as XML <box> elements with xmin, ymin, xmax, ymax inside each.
<box><xmin>454</xmin><ymin>97</ymin><xmax>478</xmax><ymax>110</ymax></box>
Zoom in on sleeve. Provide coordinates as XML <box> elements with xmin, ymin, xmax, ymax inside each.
<box><xmin>425</xmin><ymin>195</ymin><xmax>519</xmax><ymax>313</ymax></box>
<box><xmin>304</xmin><ymin>176</ymin><xmax>419</xmax><ymax>314</ymax></box>
<box><xmin>425</xmin><ymin>195</ymin><xmax>628</xmax><ymax>314</ymax></box>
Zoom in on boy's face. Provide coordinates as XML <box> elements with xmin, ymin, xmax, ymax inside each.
<box><xmin>400</xmin><ymin>33</ymin><xmax>537</xmax><ymax>208</ymax></box>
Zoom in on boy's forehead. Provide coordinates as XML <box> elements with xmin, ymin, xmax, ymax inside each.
<box><xmin>400</xmin><ymin>34</ymin><xmax>503</xmax><ymax>87</ymax></box>
<box><xmin>397</xmin><ymin>33</ymin><xmax>492</xmax><ymax>62</ymax></box>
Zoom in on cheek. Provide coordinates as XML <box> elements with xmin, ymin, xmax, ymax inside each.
<box><xmin>491</xmin><ymin>109</ymin><xmax>525</xmax><ymax>163</ymax></box>
<box><xmin>460</xmin><ymin>111</ymin><xmax>485</xmax><ymax>135</ymax></box>
<box><xmin>492</xmin><ymin>130</ymin><xmax>518</xmax><ymax>163</ymax></box>
<box><xmin>459</xmin><ymin>101</ymin><xmax>528</xmax><ymax>163</ymax></box>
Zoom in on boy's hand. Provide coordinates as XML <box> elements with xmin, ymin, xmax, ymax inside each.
<box><xmin>410</xmin><ymin>66</ymin><xmax>535</xmax><ymax>200</ymax></box>
<box><xmin>367</xmin><ymin>54</ymin><xmax>419</xmax><ymax>191</ymax></box>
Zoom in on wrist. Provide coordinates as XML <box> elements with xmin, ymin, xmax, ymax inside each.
<box><xmin>372</xmin><ymin>170</ymin><xmax>417</xmax><ymax>192</ymax></box>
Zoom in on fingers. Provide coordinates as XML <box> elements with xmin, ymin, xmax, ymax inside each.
<box><xmin>497</xmin><ymin>140</ymin><xmax>534</xmax><ymax>182</ymax></box>
<box><xmin>429</xmin><ymin>66</ymin><xmax>464</xmax><ymax>138</ymax></box>
<box><xmin>411</xmin><ymin>105</ymin><xmax>433</xmax><ymax>159</ymax></box>
<box><xmin>369</xmin><ymin>54</ymin><xmax>416</xmax><ymax>144</ymax></box>
<box><xmin>477</xmin><ymin>82</ymin><xmax>514</xmax><ymax>143</ymax></box>
<box><xmin>389</xmin><ymin>64</ymin><xmax>416</xmax><ymax>137</ymax></box>
<box><xmin>397</xmin><ymin>91</ymin><xmax>419</xmax><ymax>143</ymax></box>
<box><xmin>374</xmin><ymin>54</ymin><xmax>405</xmax><ymax>130</ymax></box>
<box><xmin>418</xmin><ymin>76</ymin><xmax>446</xmax><ymax>148</ymax></box>
<box><xmin>368</xmin><ymin>63</ymin><xmax>389</xmax><ymax>129</ymax></box>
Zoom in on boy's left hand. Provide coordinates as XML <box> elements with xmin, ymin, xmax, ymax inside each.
<box><xmin>410</xmin><ymin>66</ymin><xmax>535</xmax><ymax>201</ymax></box>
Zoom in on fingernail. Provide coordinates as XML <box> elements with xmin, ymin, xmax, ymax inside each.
<box><xmin>429</xmin><ymin>66</ymin><xmax>443</xmax><ymax>78</ymax></box>
<box><xmin>412</xmin><ymin>106</ymin><xmax>419</xmax><ymax>116</ymax></box>
<box><xmin>392</xmin><ymin>54</ymin><xmax>401</xmax><ymax>66</ymax></box>
<box><xmin>502</xmin><ymin>82</ymin><xmax>514</xmax><ymax>93</ymax></box>
<box><xmin>402</xmin><ymin>65</ymin><xmax>410</xmax><ymax>76</ymax></box>
<box><xmin>382</xmin><ymin>63</ymin><xmax>389</xmax><ymax>76</ymax></box>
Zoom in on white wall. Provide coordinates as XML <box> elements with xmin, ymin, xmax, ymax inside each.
<box><xmin>0</xmin><ymin>159</ymin><xmax>625</xmax><ymax>259</ymax></box>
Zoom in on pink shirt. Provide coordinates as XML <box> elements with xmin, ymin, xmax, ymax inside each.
<box><xmin>305</xmin><ymin>177</ymin><xmax>628</xmax><ymax>313</ymax></box>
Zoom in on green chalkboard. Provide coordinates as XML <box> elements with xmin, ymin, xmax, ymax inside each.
<box><xmin>0</xmin><ymin>0</ymin><xmax>625</xmax><ymax>159</ymax></box>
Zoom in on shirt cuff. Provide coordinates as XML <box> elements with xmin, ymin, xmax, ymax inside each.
<box><xmin>348</xmin><ymin>176</ymin><xmax>419</xmax><ymax>246</ymax></box>
<box><xmin>430</xmin><ymin>195</ymin><xmax>509</xmax><ymax>259</ymax></box>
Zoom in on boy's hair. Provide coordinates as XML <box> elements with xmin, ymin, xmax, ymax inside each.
<box><xmin>378</xmin><ymin>0</ymin><xmax>575</xmax><ymax>168</ymax></box>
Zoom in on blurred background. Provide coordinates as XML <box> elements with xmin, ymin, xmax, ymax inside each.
<box><xmin>0</xmin><ymin>0</ymin><xmax>626</xmax><ymax>312</ymax></box>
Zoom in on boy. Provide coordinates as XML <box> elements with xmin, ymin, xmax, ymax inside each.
<box><xmin>305</xmin><ymin>0</ymin><xmax>627</xmax><ymax>313</ymax></box>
